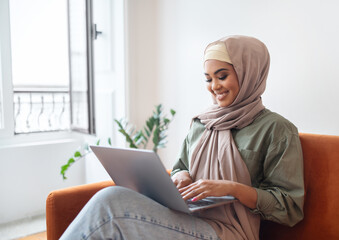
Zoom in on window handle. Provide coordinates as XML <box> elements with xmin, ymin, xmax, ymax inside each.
<box><xmin>93</xmin><ymin>23</ymin><xmax>102</xmax><ymax>40</ymax></box>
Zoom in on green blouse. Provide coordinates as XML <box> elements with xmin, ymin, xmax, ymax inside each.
<box><xmin>171</xmin><ymin>109</ymin><xmax>304</xmax><ymax>226</ymax></box>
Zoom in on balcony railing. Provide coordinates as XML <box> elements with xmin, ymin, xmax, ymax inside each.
<box><xmin>13</xmin><ymin>87</ymin><xmax>70</xmax><ymax>134</ymax></box>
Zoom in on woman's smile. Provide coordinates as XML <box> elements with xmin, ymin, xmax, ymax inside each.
<box><xmin>204</xmin><ymin>60</ymin><xmax>240</xmax><ymax>108</ymax></box>
<box><xmin>215</xmin><ymin>91</ymin><xmax>229</xmax><ymax>101</ymax></box>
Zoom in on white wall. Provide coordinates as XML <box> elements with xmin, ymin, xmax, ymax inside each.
<box><xmin>0</xmin><ymin>136</ymin><xmax>85</xmax><ymax>224</ymax></box>
<box><xmin>126</xmin><ymin>0</ymin><xmax>339</xmax><ymax>169</ymax></box>
<box><xmin>126</xmin><ymin>0</ymin><xmax>159</xmax><ymax>127</ymax></box>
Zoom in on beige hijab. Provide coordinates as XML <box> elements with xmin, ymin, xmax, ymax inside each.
<box><xmin>190</xmin><ymin>36</ymin><xmax>270</xmax><ymax>240</ymax></box>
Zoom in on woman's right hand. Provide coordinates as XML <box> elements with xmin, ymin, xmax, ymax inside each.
<box><xmin>171</xmin><ymin>171</ymin><xmax>193</xmax><ymax>189</ymax></box>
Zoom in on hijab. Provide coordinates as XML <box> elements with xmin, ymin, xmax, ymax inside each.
<box><xmin>189</xmin><ymin>36</ymin><xmax>270</xmax><ymax>240</ymax></box>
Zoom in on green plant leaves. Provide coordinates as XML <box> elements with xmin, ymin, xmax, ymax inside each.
<box><xmin>115</xmin><ymin>119</ymin><xmax>138</xmax><ymax>149</ymax></box>
<box><xmin>74</xmin><ymin>151</ymin><xmax>81</xmax><ymax>158</ymax></box>
<box><xmin>60</xmin><ymin>148</ymin><xmax>90</xmax><ymax>180</ymax></box>
<box><xmin>68</xmin><ymin>158</ymin><xmax>75</xmax><ymax>164</ymax></box>
<box><xmin>60</xmin><ymin>157</ymin><xmax>81</xmax><ymax>180</ymax></box>
<box><xmin>61</xmin><ymin>104</ymin><xmax>176</xmax><ymax>180</ymax></box>
<box><xmin>170</xmin><ymin>109</ymin><xmax>176</xmax><ymax>116</ymax></box>
<box><xmin>113</xmin><ymin>104</ymin><xmax>176</xmax><ymax>153</ymax></box>
<box><xmin>164</xmin><ymin>118</ymin><xmax>170</xmax><ymax>124</ymax></box>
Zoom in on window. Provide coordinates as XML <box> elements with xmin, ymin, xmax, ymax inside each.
<box><xmin>1</xmin><ymin>0</ymin><xmax>125</xmax><ymax>141</ymax></box>
<box><xmin>68</xmin><ymin>0</ymin><xmax>95</xmax><ymax>134</ymax></box>
<box><xmin>9</xmin><ymin>0</ymin><xmax>95</xmax><ymax>134</ymax></box>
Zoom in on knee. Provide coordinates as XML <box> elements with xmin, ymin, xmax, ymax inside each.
<box><xmin>92</xmin><ymin>186</ymin><xmax>136</xmax><ymax>205</ymax></box>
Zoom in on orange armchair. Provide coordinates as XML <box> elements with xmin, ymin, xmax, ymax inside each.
<box><xmin>46</xmin><ymin>133</ymin><xmax>339</xmax><ymax>240</ymax></box>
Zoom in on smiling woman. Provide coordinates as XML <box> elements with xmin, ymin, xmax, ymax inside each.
<box><xmin>171</xmin><ymin>36</ymin><xmax>303</xmax><ymax>240</ymax></box>
<box><xmin>204</xmin><ymin>60</ymin><xmax>240</xmax><ymax>107</ymax></box>
<box><xmin>59</xmin><ymin>36</ymin><xmax>304</xmax><ymax>240</ymax></box>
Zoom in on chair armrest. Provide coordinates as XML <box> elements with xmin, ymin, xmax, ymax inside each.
<box><xmin>46</xmin><ymin>180</ymin><xmax>115</xmax><ymax>240</ymax></box>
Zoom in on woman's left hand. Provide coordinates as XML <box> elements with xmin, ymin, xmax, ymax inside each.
<box><xmin>179</xmin><ymin>179</ymin><xmax>234</xmax><ymax>201</ymax></box>
<box><xmin>179</xmin><ymin>179</ymin><xmax>258</xmax><ymax>209</ymax></box>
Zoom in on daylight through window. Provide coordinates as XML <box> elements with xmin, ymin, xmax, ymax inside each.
<box><xmin>9</xmin><ymin>0</ymin><xmax>95</xmax><ymax>134</ymax></box>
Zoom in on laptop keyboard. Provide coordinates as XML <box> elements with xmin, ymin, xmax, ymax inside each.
<box><xmin>187</xmin><ymin>199</ymin><xmax>215</xmax><ymax>208</ymax></box>
<box><xmin>186</xmin><ymin>196</ymin><xmax>236</xmax><ymax>209</ymax></box>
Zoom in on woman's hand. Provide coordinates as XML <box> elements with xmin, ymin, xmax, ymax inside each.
<box><xmin>179</xmin><ymin>179</ymin><xmax>234</xmax><ymax>201</ymax></box>
<box><xmin>179</xmin><ymin>179</ymin><xmax>258</xmax><ymax>209</ymax></box>
<box><xmin>171</xmin><ymin>171</ymin><xmax>193</xmax><ymax>189</ymax></box>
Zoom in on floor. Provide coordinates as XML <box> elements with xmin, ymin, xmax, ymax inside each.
<box><xmin>17</xmin><ymin>232</ymin><xmax>46</xmax><ymax>240</ymax></box>
<box><xmin>0</xmin><ymin>214</ymin><xmax>46</xmax><ymax>240</ymax></box>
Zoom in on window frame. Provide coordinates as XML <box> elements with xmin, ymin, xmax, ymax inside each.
<box><xmin>0</xmin><ymin>0</ymin><xmax>15</xmax><ymax>138</ymax></box>
<box><xmin>67</xmin><ymin>0</ymin><xmax>96</xmax><ymax>135</ymax></box>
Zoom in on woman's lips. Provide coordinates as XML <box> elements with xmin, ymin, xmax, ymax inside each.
<box><xmin>215</xmin><ymin>91</ymin><xmax>229</xmax><ymax>100</ymax></box>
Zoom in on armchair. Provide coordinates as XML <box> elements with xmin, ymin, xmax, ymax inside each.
<box><xmin>46</xmin><ymin>133</ymin><xmax>339</xmax><ymax>239</ymax></box>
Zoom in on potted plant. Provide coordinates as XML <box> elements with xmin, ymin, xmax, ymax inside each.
<box><xmin>60</xmin><ymin>104</ymin><xmax>176</xmax><ymax>179</ymax></box>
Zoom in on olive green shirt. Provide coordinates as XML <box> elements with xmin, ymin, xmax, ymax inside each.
<box><xmin>171</xmin><ymin>109</ymin><xmax>304</xmax><ymax>226</ymax></box>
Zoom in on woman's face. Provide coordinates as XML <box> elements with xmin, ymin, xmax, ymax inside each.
<box><xmin>204</xmin><ymin>59</ymin><xmax>240</xmax><ymax>107</ymax></box>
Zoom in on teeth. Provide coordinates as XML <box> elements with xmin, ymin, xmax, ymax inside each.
<box><xmin>215</xmin><ymin>92</ymin><xmax>227</xmax><ymax>100</ymax></box>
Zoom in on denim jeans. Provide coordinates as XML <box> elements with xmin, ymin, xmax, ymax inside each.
<box><xmin>60</xmin><ymin>186</ymin><xmax>220</xmax><ymax>240</ymax></box>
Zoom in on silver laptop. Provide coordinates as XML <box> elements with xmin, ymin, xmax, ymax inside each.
<box><xmin>90</xmin><ymin>145</ymin><xmax>237</xmax><ymax>213</ymax></box>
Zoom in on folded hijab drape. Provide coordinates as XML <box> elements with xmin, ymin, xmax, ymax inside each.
<box><xmin>190</xmin><ymin>36</ymin><xmax>270</xmax><ymax>240</ymax></box>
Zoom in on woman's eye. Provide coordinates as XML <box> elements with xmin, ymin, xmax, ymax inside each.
<box><xmin>205</xmin><ymin>79</ymin><xmax>212</xmax><ymax>83</ymax></box>
<box><xmin>219</xmin><ymin>75</ymin><xmax>227</xmax><ymax>80</ymax></box>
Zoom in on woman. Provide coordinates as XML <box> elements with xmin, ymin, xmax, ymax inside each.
<box><xmin>61</xmin><ymin>35</ymin><xmax>304</xmax><ymax>240</ymax></box>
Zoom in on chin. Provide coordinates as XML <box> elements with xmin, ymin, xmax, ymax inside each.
<box><xmin>216</xmin><ymin>101</ymin><xmax>229</xmax><ymax>108</ymax></box>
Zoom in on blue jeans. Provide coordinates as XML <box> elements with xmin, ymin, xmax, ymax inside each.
<box><xmin>60</xmin><ymin>186</ymin><xmax>220</xmax><ymax>240</ymax></box>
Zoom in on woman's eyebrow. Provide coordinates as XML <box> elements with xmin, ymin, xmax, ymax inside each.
<box><xmin>214</xmin><ymin>68</ymin><xmax>229</xmax><ymax>75</ymax></box>
<box><xmin>204</xmin><ymin>68</ymin><xmax>229</xmax><ymax>76</ymax></box>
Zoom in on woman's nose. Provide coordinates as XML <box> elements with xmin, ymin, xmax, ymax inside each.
<box><xmin>211</xmin><ymin>80</ymin><xmax>220</xmax><ymax>90</ymax></box>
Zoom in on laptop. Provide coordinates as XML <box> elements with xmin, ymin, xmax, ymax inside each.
<box><xmin>90</xmin><ymin>145</ymin><xmax>237</xmax><ymax>213</ymax></box>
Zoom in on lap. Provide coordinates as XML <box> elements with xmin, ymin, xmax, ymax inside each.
<box><xmin>61</xmin><ymin>186</ymin><xmax>219</xmax><ymax>240</ymax></box>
